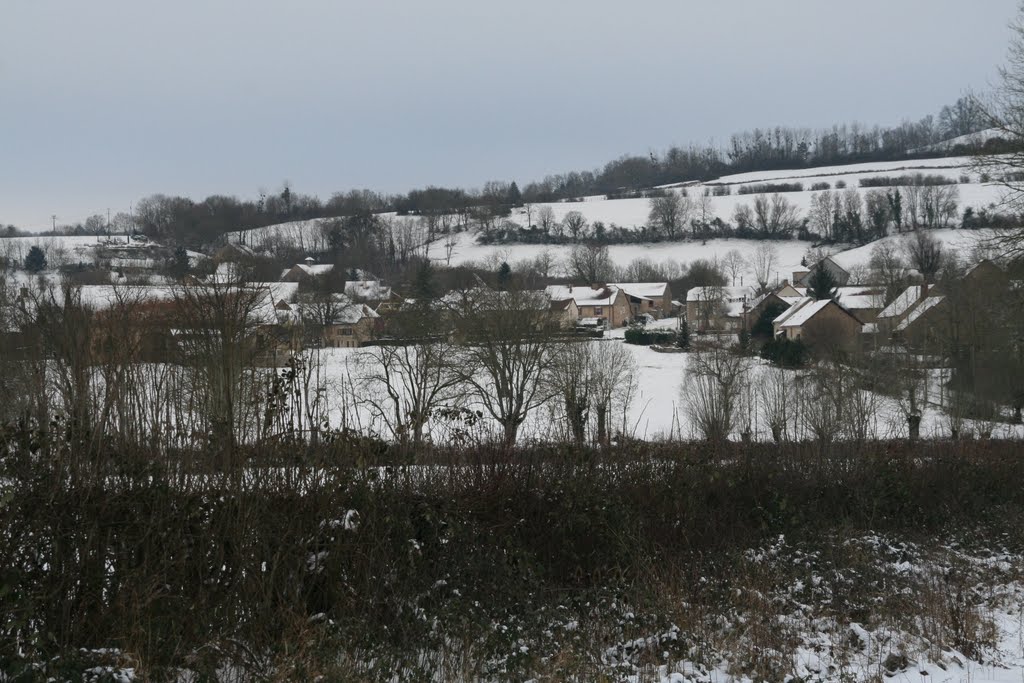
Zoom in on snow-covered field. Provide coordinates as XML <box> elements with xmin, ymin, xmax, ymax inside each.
<box><xmin>312</xmin><ymin>337</ymin><xmax>1024</xmax><ymax>445</ymax></box>
<box><xmin>219</xmin><ymin>155</ymin><xmax>1010</xmax><ymax>288</ymax></box>
<box><xmin>0</xmin><ymin>234</ymin><xmax>135</xmax><ymax>268</ymax></box>
<box><xmin>432</xmin><ymin>227</ymin><xmax>997</xmax><ymax>289</ymax></box>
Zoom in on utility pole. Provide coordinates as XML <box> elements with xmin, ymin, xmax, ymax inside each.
<box><xmin>51</xmin><ymin>215</ymin><xmax>56</xmax><ymax>232</ymax></box>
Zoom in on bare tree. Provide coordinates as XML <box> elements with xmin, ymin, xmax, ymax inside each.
<box><xmin>864</xmin><ymin>189</ymin><xmax>891</xmax><ymax>239</ymax></box>
<box><xmin>868</xmin><ymin>241</ymin><xmax>910</xmax><ymax>304</ymax></box>
<box><xmin>171</xmin><ymin>276</ymin><xmax>272</xmax><ymax>465</ymax></box>
<box><xmin>528</xmin><ymin>249</ymin><xmax>558</xmax><ymax>281</ymax></box>
<box><xmin>548</xmin><ymin>341</ymin><xmax>592</xmax><ymax>446</ymax></box>
<box><xmin>567</xmin><ymin>243</ymin><xmax>614</xmax><ymax>284</ymax></box>
<box><xmin>620</xmin><ymin>257</ymin><xmax>665</xmax><ymax>282</ymax></box>
<box><xmin>562</xmin><ymin>211</ymin><xmax>588</xmax><ymax>241</ymax></box>
<box><xmin>590</xmin><ymin>342</ymin><xmax>638</xmax><ymax>446</ymax></box>
<box><xmin>758</xmin><ymin>366</ymin><xmax>792</xmax><ymax>443</ymax></box>
<box><xmin>809</xmin><ymin>190</ymin><xmax>840</xmax><ymax>240</ymax></box>
<box><xmin>449</xmin><ymin>288</ymin><xmax>561</xmax><ymax>446</ymax></box>
<box><xmin>359</xmin><ymin>303</ymin><xmax>463</xmax><ymax>452</ymax></box>
<box><xmin>523</xmin><ymin>203</ymin><xmax>534</xmax><ymax>229</ymax></box>
<box><xmin>443</xmin><ymin>230</ymin><xmax>459</xmax><ymax>265</ymax></box>
<box><xmin>733</xmin><ymin>203</ymin><xmax>755</xmax><ymax>233</ymax></box>
<box><xmin>752</xmin><ymin>194</ymin><xmax>800</xmax><ymax>238</ymax></box>
<box><xmin>798</xmin><ymin>362</ymin><xmax>847</xmax><ymax>446</ymax></box>
<box><xmin>681</xmin><ymin>345</ymin><xmax>748</xmax><ymax>442</ymax></box>
<box><xmin>749</xmin><ymin>243</ymin><xmax>779</xmax><ymax>293</ymax></box>
<box><xmin>536</xmin><ymin>206</ymin><xmax>558</xmax><ymax>235</ymax></box>
<box><xmin>694</xmin><ymin>192</ymin><xmax>714</xmax><ymax>235</ymax></box>
<box><xmin>647</xmin><ymin>192</ymin><xmax>693</xmax><ymax>239</ymax></box>
<box><xmin>902</xmin><ymin>230</ymin><xmax>944</xmax><ymax>281</ymax></box>
<box><xmin>939</xmin><ymin>96</ymin><xmax>985</xmax><ymax>138</ymax></box>
<box><xmin>722</xmin><ymin>249</ymin><xmax>746</xmax><ymax>286</ymax></box>
<box><xmin>920</xmin><ymin>184</ymin><xmax>960</xmax><ymax>228</ymax></box>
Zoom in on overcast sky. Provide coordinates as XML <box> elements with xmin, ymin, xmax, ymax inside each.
<box><xmin>1</xmin><ymin>0</ymin><xmax>1018</xmax><ymax>231</ymax></box>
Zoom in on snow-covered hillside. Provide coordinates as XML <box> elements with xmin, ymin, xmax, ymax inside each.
<box><xmin>497</xmin><ymin>156</ymin><xmax>1001</xmax><ymax>232</ymax></box>
<box><xmin>219</xmin><ymin>156</ymin><xmax>1010</xmax><ymax>286</ymax></box>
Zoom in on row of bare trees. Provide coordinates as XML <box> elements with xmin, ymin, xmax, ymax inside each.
<box><xmin>682</xmin><ymin>346</ymin><xmax>938</xmax><ymax>444</ymax></box>
<box><xmin>356</xmin><ymin>289</ymin><xmax>639</xmax><ymax>450</ymax></box>
<box><xmin>0</xmin><ymin>274</ymin><xmax>647</xmax><ymax>463</ymax></box>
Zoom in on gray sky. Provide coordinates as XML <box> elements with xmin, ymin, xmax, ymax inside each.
<box><xmin>1</xmin><ymin>0</ymin><xmax>1018</xmax><ymax>231</ymax></box>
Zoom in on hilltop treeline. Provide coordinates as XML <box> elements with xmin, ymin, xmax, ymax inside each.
<box><xmin>24</xmin><ymin>97</ymin><xmax>1013</xmax><ymax>248</ymax></box>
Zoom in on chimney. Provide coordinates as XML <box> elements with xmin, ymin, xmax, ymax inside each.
<box><xmin>921</xmin><ymin>282</ymin><xmax>929</xmax><ymax>299</ymax></box>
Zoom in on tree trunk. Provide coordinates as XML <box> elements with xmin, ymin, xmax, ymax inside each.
<box><xmin>502</xmin><ymin>420</ymin><xmax>518</xmax><ymax>448</ymax></box>
<box><xmin>907</xmin><ymin>413</ymin><xmax>921</xmax><ymax>441</ymax></box>
<box><xmin>595</xmin><ymin>405</ymin><xmax>608</xmax><ymax>447</ymax></box>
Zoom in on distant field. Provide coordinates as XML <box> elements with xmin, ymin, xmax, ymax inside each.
<box><xmin>218</xmin><ymin>155</ymin><xmax>1007</xmax><ymax>287</ymax></box>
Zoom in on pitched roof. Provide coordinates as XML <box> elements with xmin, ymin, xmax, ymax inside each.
<box><xmin>834</xmin><ymin>286</ymin><xmax>885</xmax><ymax>310</ymax></box>
<box><xmin>344</xmin><ymin>280</ymin><xmax>392</xmax><ymax>301</ymax></box>
<box><xmin>778</xmin><ymin>299</ymin><xmax>834</xmax><ymax>328</ymax></box>
<box><xmin>685</xmin><ymin>285</ymin><xmax>752</xmax><ymax>302</ymax></box>
<box><xmin>545</xmin><ymin>284</ymin><xmax>621</xmax><ymax>307</ymax></box>
<box><xmin>686</xmin><ymin>285</ymin><xmax>754</xmax><ymax>317</ymax></box>
<box><xmin>550</xmin><ymin>298</ymin><xmax>575</xmax><ymax>312</ymax></box>
<box><xmin>878</xmin><ymin>285</ymin><xmax>925</xmax><ymax>320</ymax></box>
<box><xmin>895</xmin><ymin>295</ymin><xmax>945</xmax><ymax>332</ymax></box>
<box><xmin>608</xmin><ymin>282</ymin><xmax>668</xmax><ymax>299</ymax></box>
<box><xmin>772</xmin><ymin>297</ymin><xmax>815</xmax><ymax>326</ymax></box>
<box><xmin>281</xmin><ymin>263</ymin><xmax>335</xmax><ymax>279</ymax></box>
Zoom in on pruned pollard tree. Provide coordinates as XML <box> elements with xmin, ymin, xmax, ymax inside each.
<box><xmin>758</xmin><ymin>366</ymin><xmax>792</xmax><ymax>443</ymax></box>
<box><xmin>681</xmin><ymin>346</ymin><xmax>748</xmax><ymax>442</ymax></box>
<box><xmin>172</xmin><ymin>276</ymin><xmax>272</xmax><ymax>464</ymax></box>
<box><xmin>23</xmin><ymin>282</ymin><xmax>97</xmax><ymax>439</ymax></box>
<box><xmin>359</xmin><ymin>301</ymin><xmax>462</xmax><ymax>451</ymax></box>
<box><xmin>450</xmin><ymin>288</ymin><xmax>560</xmax><ymax>446</ymax></box>
<box><xmin>548</xmin><ymin>341</ymin><xmax>593</xmax><ymax>446</ymax></box>
<box><xmin>589</xmin><ymin>341</ymin><xmax>638</xmax><ymax>447</ymax></box>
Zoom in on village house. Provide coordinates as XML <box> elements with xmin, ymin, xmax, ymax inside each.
<box><xmin>280</xmin><ymin>259</ymin><xmax>336</xmax><ymax>283</ymax></box>
<box><xmin>833</xmin><ymin>286</ymin><xmax>887</xmax><ymax>324</ymax></box>
<box><xmin>212</xmin><ymin>242</ymin><xmax>256</xmax><ymax>263</ymax></box>
<box><xmin>882</xmin><ymin>260</ymin><xmax>1011</xmax><ymax>349</ymax></box>
<box><xmin>608</xmin><ymin>282</ymin><xmax>673</xmax><ymax>319</ymax></box>
<box><xmin>772</xmin><ymin>297</ymin><xmax>863</xmax><ymax>353</ymax></box>
<box><xmin>544</xmin><ymin>284</ymin><xmax>631</xmax><ymax>327</ymax></box>
<box><xmin>293</xmin><ymin>292</ymin><xmax>380</xmax><ymax>349</ymax></box>
<box><xmin>316</xmin><ymin>302</ymin><xmax>380</xmax><ymax>349</ymax></box>
<box><xmin>344</xmin><ymin>280</ymin><xmax>398</xmax><ymax>309</ymax></box>
<box><xmin>549</xmin><ymin>298</ymin><xmax>580</xmax><ymax>329</ymax></box>
<box><xmin>876</xmin><ymin>284</ymin><xmax>931</xmax><ymax>337</ymax></box>
<box><xmin>794</xmin><ymin>256</ymin><xmax>851</xmax><ymax>287</ymax></box>
<box><xmin>892</xmin><ymin>294</ymin><xmax>947</xmax><ymax>349</ymax></box>
<box><xmin>686</xmin><ymin>285</ymin><xmax>753</xmax><ymax>332</ymax></box>
<box><xmin>743</xmin><ymin>289</ymin><xmax>804</xmax><ymax>334</ymax></box>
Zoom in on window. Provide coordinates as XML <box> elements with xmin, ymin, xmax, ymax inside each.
<box><xmin>594</xmin><ymin>307</ymin><xmax>603</xmax><ymax>315</ymax></box>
